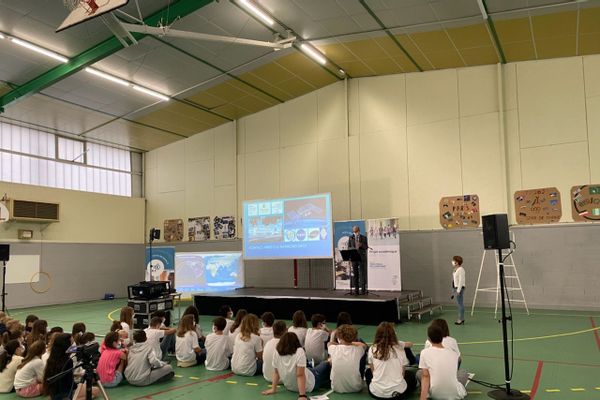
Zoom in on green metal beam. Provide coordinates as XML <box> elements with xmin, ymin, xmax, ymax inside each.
<box><xmin>359</xmin><ymin>0</ymin><xmax>423</xmax><ymax>72</ymax></box>
<box><xmin>482</xmin><ymin>0</ymin><xmax>507</xmax><ymax>64</ymax></box>
<box><xmin>0</xmin><ymin>0</ymin><xmax>212</xmax><ymax>111</ymax></box>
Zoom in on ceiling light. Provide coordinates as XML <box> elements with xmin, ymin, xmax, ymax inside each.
<box><xmin>0</xmin><ymin>33</ymin><xmax>5</xmax><ymax>40</ymax></box>
<box><xmin>85</xmin><ymin>68</ymin><xmax>129</xmax><ymax>87</ymax></box>
<box><xmin>300</xmin><ymin>43</ymin><xmax>327</xmax><ymax>65</ymax></box>
<box><xmin>132</xmin><ymin>85</ymin><xmax>170</xmax><ymax>101</ymax></box>
<box><xmin>339</xmin><ymin>69</ymin><xmax>346</xmax><ymax>75</ymax></box>
<box><xmin>85</xmin><ymin>67</ymin><xmax>170</xmax><ymax>102</ymax></box>
<box><xmin>476</xmin><ymin>0</ymin><xmax>488</xmax><ymax>20</ymax></box>
<box><xmin>239</xmin><ymin>0</ymin><xmax>274</xmax><ymax>26</ymax></box>
<box><xmin>10</xmin><ymin>37</ymin><xmax>69</xmax><ymax>63</ymax></box>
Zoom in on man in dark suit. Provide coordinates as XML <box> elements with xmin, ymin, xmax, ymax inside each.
<box><xmin>348</xmin><ymin>226</ymin><xmax>368</xmax><ymax>295</ymax></box>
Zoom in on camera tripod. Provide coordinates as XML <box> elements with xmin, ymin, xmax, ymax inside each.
<box><xmin>73</xmin><ymin>359</ymin><xmax>110</xmax><ymax>400</ymax></box>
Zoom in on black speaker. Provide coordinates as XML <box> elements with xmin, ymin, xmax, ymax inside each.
<box><xmin>149</xmin><ymin>228</ymin><xmax>160</xmax><ymax>241</ymax></box>
<box><xmin>482</xmin><ymin>214</ymin><xmax>510</xmax><ymax>250</ymax></box>
<box><xmin>0</xmin><ymin>244</ymin><xmax>9</xmax><ymax>262</ymax></box>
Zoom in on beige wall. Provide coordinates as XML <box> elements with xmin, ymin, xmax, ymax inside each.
<box><xmin>0</xmin><ymin>181</ymin><xmax>145</xmax><ymax>243</ymax></box>
<box><xmin>146</xmin><ymin>54</ymin><xmax>600</xmax><ymax>233</ymax></box>
<box><xmin>145</xmin><ymin>123</ymin><xmax>237</xmax><ymax>238</ymax></box>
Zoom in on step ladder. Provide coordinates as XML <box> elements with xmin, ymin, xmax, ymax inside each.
<box><xmin>470</xmin><ymin>247</ymin><xmax>529</xmax><ymax>318</ymax></box>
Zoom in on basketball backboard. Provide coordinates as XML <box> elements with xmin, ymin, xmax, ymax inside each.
<box><xmin>56</xmin><ymin>0</ymin><xmax>129</xmax><ymax>32</ymax></box>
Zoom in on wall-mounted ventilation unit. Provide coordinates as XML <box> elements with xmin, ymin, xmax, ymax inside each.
<box><xmin>9</xmin><ymin>199</ymin><xmax>60</xmax><ymax>223</ymax></box>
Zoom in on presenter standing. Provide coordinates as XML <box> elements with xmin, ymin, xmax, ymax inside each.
<box><xmin>451</xmin><ymin>256</ymin><xmax>466</xmax><ymax>325</ymax></box>
<box><xmin>348</xmin><ymin>226</ymin><xmax>368</xmax><ymax>295</ymax></box>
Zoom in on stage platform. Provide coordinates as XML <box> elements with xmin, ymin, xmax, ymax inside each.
<box><xmin>194</xmin><ymin>288</ymin><xmax>422</xmax><ymax>325</ymax></box>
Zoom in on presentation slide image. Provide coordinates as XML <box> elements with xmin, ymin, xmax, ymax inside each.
<box><xmin>248</xmin><ymin>215</ymin><xmax>283</xmax><ymax>243</ymax></box>
<box><xmin>175</xmin><ymin>252</ymin><xmax>244</xmax><ymax>296</ymax></box>
<box><xmin>243</xmin><ymin>193</ymin><xmax>333</xmax><ymax>259</ymax></box>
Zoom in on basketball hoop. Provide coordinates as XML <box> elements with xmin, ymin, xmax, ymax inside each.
<box><xmin>63</xmin><ymin>0</ymin><xmax>104</xmax><ymax>15</ymax></box>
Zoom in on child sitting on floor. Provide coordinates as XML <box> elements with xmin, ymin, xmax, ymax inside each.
<box><xmin>305</xmin><ymin>314</ymin><xmax>330</xmax><ymax>364</ymax></box>
<box><xmin>204</xmin><ymin>317</ymin><xmax>233</xmax><ymax>371</ymax></box>
<box><xmin>262</xmin><ymin>320</ymin><xmax>286</xmax><ymax>382</ymax></box>
<box><xmin>125</xmin><ymin>330</ymin><xmax>174</xmax><ymax>386</ymax></box>
<box><xmin>328</xmin><ymin>324</ymin><xmax>367</xmax><ymax>393</ymax></box>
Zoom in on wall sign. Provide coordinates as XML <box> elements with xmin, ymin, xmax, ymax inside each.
<box><xmin>571</xmin><ymin>184</ymin><xmax>600</xmax><ymax>221</ymax></box>
<box><xmin>514</xmin><ymin>187</ymin><xmax>561</xmax><ymax>224</ymax></box>
<box><xmin>439</xmin><ymin>194</ymin><xmax>480</xmax><ymax>229</ymax></box>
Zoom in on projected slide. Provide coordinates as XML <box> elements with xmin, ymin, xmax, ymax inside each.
<box><xmin>175</xmin><ymin>252</ymin><xmax>244</xmax><ymax>297</ymax></box>
<box><xmin>243</xmin><ymin>193</ymin><xmax>333</xmax><ymax>259</ymax></box>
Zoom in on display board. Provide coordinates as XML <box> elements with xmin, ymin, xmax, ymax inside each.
<box><xmin>175</xmin><ymin>252</ymin><xmax>244</xmax><ymax>298</ymax></box>
<box><xmin>366</xmin><ymin>218</ymin><xmax>401</xmax><ymax>291</ymax></box>
<box><xmin>514</xmin><ymin>187</ymin><xmax>561</xmax><ymax>224</ymax></box>
<box><xmin>188</xmin><ymin>216</ymin><xmax>211</xmax><ymax>241</ymax></box>
<box><xmin>145</xmin><ymin>247</ymin><xmax>175</xmax><ymax>289</ymax></box>
<box><xmin>333</xmin><ymin>220</ymin><xmax>365</xmax><ymax>290</ymax></box>
<box><xmin>243</xmin><ymin>193</ymin><xmax>333</xmax><ymax>260</ymax></box>
<box><xmin>214</xmin><ymin>216</ymin><xmax>236</xmax><ymax>239</ymax></box>
<box><xmin>439</xmin><ymin>194</ymin><xmax>480</xmax><ymax>229</ymax></box>
<box><xmin>571</xmin><ymin>184</ymin><xmax>600</xmax><ymax>221</ymax></box>
<box><xmin>164</xmin><ymin>219</ymin><xmax>183</xmax><ymax>241</ymax></box>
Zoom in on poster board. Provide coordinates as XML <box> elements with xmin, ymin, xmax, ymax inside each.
<box><xmin>164</xmin><ymin>219</ymin><xmax>183</xmax><ymax>242</ymax></box>
<box><xmin>333</xmin><ymin>220</ymin><xmax>365</xmax><ymax>290</ymax></box>
<box><xmin>6</xmin><ymin>255</ymin><xmax>40</xmax><ymax>284</ymax></box>
<box><xmin>571</xmin><ymin>184</ymin><xmax>600</xmax><ymax>221</ymax></box>
<box><xmin>366</xmin><ymin>218</ymin><xmax>401</xmax><ymax>291</ymax></box>
<box><xmin>514</xmin><ymin>187</ymin><xmax>561</xmax><ymax>224</ymax></box>
<box><xmin>188</xmin><ymin>216</ymin><xmax>211</xmax><ymax>241</ymax></box>
<box><xmin>439</xmin><ymin>194</ymin><xmax>480</xmax><ymax>229</ymax></box>
<box><xmin>145</xmin><ymin>247</ymin><xmax>175</xmax><ymax>289</ymax></box>
<box><xmin>214</xmin><ymin>216</ymin><xmax>236</xmax><ymax>239</ymax></box>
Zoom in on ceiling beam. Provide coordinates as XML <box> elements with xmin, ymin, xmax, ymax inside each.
<box><xmin>359</xmin><ymin>0</ymin><xmax>423</xmax><ymax>72</ymax></box>
<box><xmin>481</xmin><ymin>0</ymin><xmax>507</xmax><ymax>64</ymax></box>
<box><xmin>0</xmin><ymin>0</ymin><xmax>212</xmax><ymax>111</ymax></box>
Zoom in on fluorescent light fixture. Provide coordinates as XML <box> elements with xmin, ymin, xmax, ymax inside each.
<box><xmin>300</xmin><ymin>43</ymin><xmax>327</xmax><ymax>65</ymax></box>
<box><xmin>339</xmin><ymin>69</ymin><xmax>346</xmax><ymax>75</ymax></box>
<box><xmin>0</xmin><ymin>33</ymin><xmax>5</xmax><ymax>39</ymax></box>
<box><xmin>239</xmin><ymin>0</ymin><xmax>274</xmax><ymax>26</ymax></box>
<box><xmin>85</xmin><ymin>68</ymin><xmax>129</xmax><ymax>87</ymax></box>
<box><xmin>476</xmin><ymin>0</ymin><xmax>488</xmax><ymax>19</ymax></box>
<box><xmin>132</xmin><ymin>85</ymin><xmax>170</xmax><ymax>101</ymax></box>
<box><xmin>10</xmin><ymin>37</ymin><xmax>69</xmax><ymax>63</ymax></box>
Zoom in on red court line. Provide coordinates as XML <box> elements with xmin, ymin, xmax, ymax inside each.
<box><xmin>529</xmin><ymin>361</ymin><xmax>544</xmax><ymax>399</ymax></box>
<box><xmin>133</xmin><ymin>372</ymin><xmax>234</xmax><ymax>399</ymax></box>
<box><xmin>590</xmin><ymin>316</ymin><xmax>600</xmax><ymax>351</ymax></box>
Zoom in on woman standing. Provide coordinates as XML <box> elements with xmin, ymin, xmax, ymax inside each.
<box><xmin>452</xmin><ymin>256</ymin><xmax>466</xmax><ymax>325</ymax></box>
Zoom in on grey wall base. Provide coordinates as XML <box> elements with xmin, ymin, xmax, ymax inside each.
<box><xmin>6</xmin><ymin>243</ymin><xmax>144</xmax><ymax>309</ymax></box>
<box><xmin>6</xmin><ymin>223</ymin><xmax>599</xmax><ymax>311</ymax></box>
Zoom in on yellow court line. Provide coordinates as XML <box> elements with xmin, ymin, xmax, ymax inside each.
<box><xmin>545</xmin><ymin>389</ymin><xmax>561</xmax><ymax>392</ymax></box>
<box><xmin>189</xmin><ymin>377</ymin><xmax>200</xmax><ymax>380</ymax></box>
<box><xmin>107</xmin><ymin>307</ymin><xmax>121</xmax><ymax>322</ymax></box>
<box><xmin>458</xmin><ymin>326</ymin><xmax>600</xmax><ymax>345</ymax></box>
<box><xmin>226</xmin><ymin>381</ymin><xmax>237</xmax><ymax>384</ymax></box>
<box><xmin>246</xmin><ymin>383</ymin><xmax>259</xmax><ymax>386</ymax></box>
<box><xmin>570</xmin><ymin>388</ymin><xmax>586</xmax><ymax>391</ymax></box>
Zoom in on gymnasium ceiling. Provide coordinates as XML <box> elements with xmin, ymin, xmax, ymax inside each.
<box><xmin>0</xmin><ymin>0</ymin><xmax>599</xmax><ymax>152</ymax></box>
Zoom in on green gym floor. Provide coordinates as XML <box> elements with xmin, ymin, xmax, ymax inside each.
<box><xmin>3</xmin><ymin>300</ymin><xmax>599</xmax><ymax>400</ymax></box>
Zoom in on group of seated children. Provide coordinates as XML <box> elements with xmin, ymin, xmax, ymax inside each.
<box><xmin>171</xmin><ymin>305</ymin><xmax>468</xmax><ymax>400</ymax></box>
<box><xmin>0</xmin><ymin>304</ymin><xmax>468</xmax><ymax>400</ymax></box>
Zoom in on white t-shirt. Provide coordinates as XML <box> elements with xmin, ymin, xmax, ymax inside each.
<box><xmin>424</xmin><ymin>336</ymin><xmax>461</xmax><ymax>358</ymax></box>
<box><xmin>262</xmin><ymin>338</ymin><xmax>279</xmax><ymax>382</ymax></box>
<box><xmin>260</xmin><ymin>327</ymin><xmax>274</xmax><ymax>344</ymax></box>
<box><xmin>329</xmin><ymin>344</ymin><xmax>365</xmax><ymax>393</ymax></box>
<box><xmin>367</xmin><ymin>345</ymin><xmax>408</xmax><ymax>398</ymax></box>
<box><xmin>204</xmin><ymin>333</ymin><xmax>232</xmax><ymax>371</ymax></box>
<box><xmin>231</xmin><ymin>334</ymin><xmax>262</xmax><ymax>376</ymax></box>
<box><xmin>272</xmin><ymin>347</ymin><xmax>315</xmax><ymax>393</ymax></box>
<box><xmin>0</xmin><ymin>355</ymin><xmax>23</xmax><ymax>393</ymax></box>
<box><xmin>288</xmin><ymin>327</ymin><xmax>307</xmax><ymax>347</ymax></box>
<box><xmin>175</xmin><ymin>331</ymin><xmax>199</xmax><ymax>364</ymax></box>
<box><xmin>419</xmin><ymin>347</ymin><xmax>467</xmax><ymax>400</ymax></box>
<box><xmin>224</xmin><ymin>319</ymin><xmax>234</xmax><ymax>336</ymax></box>
<box><xmin>144</xmin><ymin>328</ymin><xmax>165</xmax><ymax>359</ymax></box>
<box><xmin>14</xmin><ymin>357</ymin><xmax>44</xmax><ymax>389</ymax></box>
<box><xmin>305</xmin><ymin>328</ymin><xmax>329</xmax><ymax>363</ymax></box>
<box><xmin>120</xmin><ymin>321</ymin><xmax>131</xmax><ymax>345</ymax></box>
